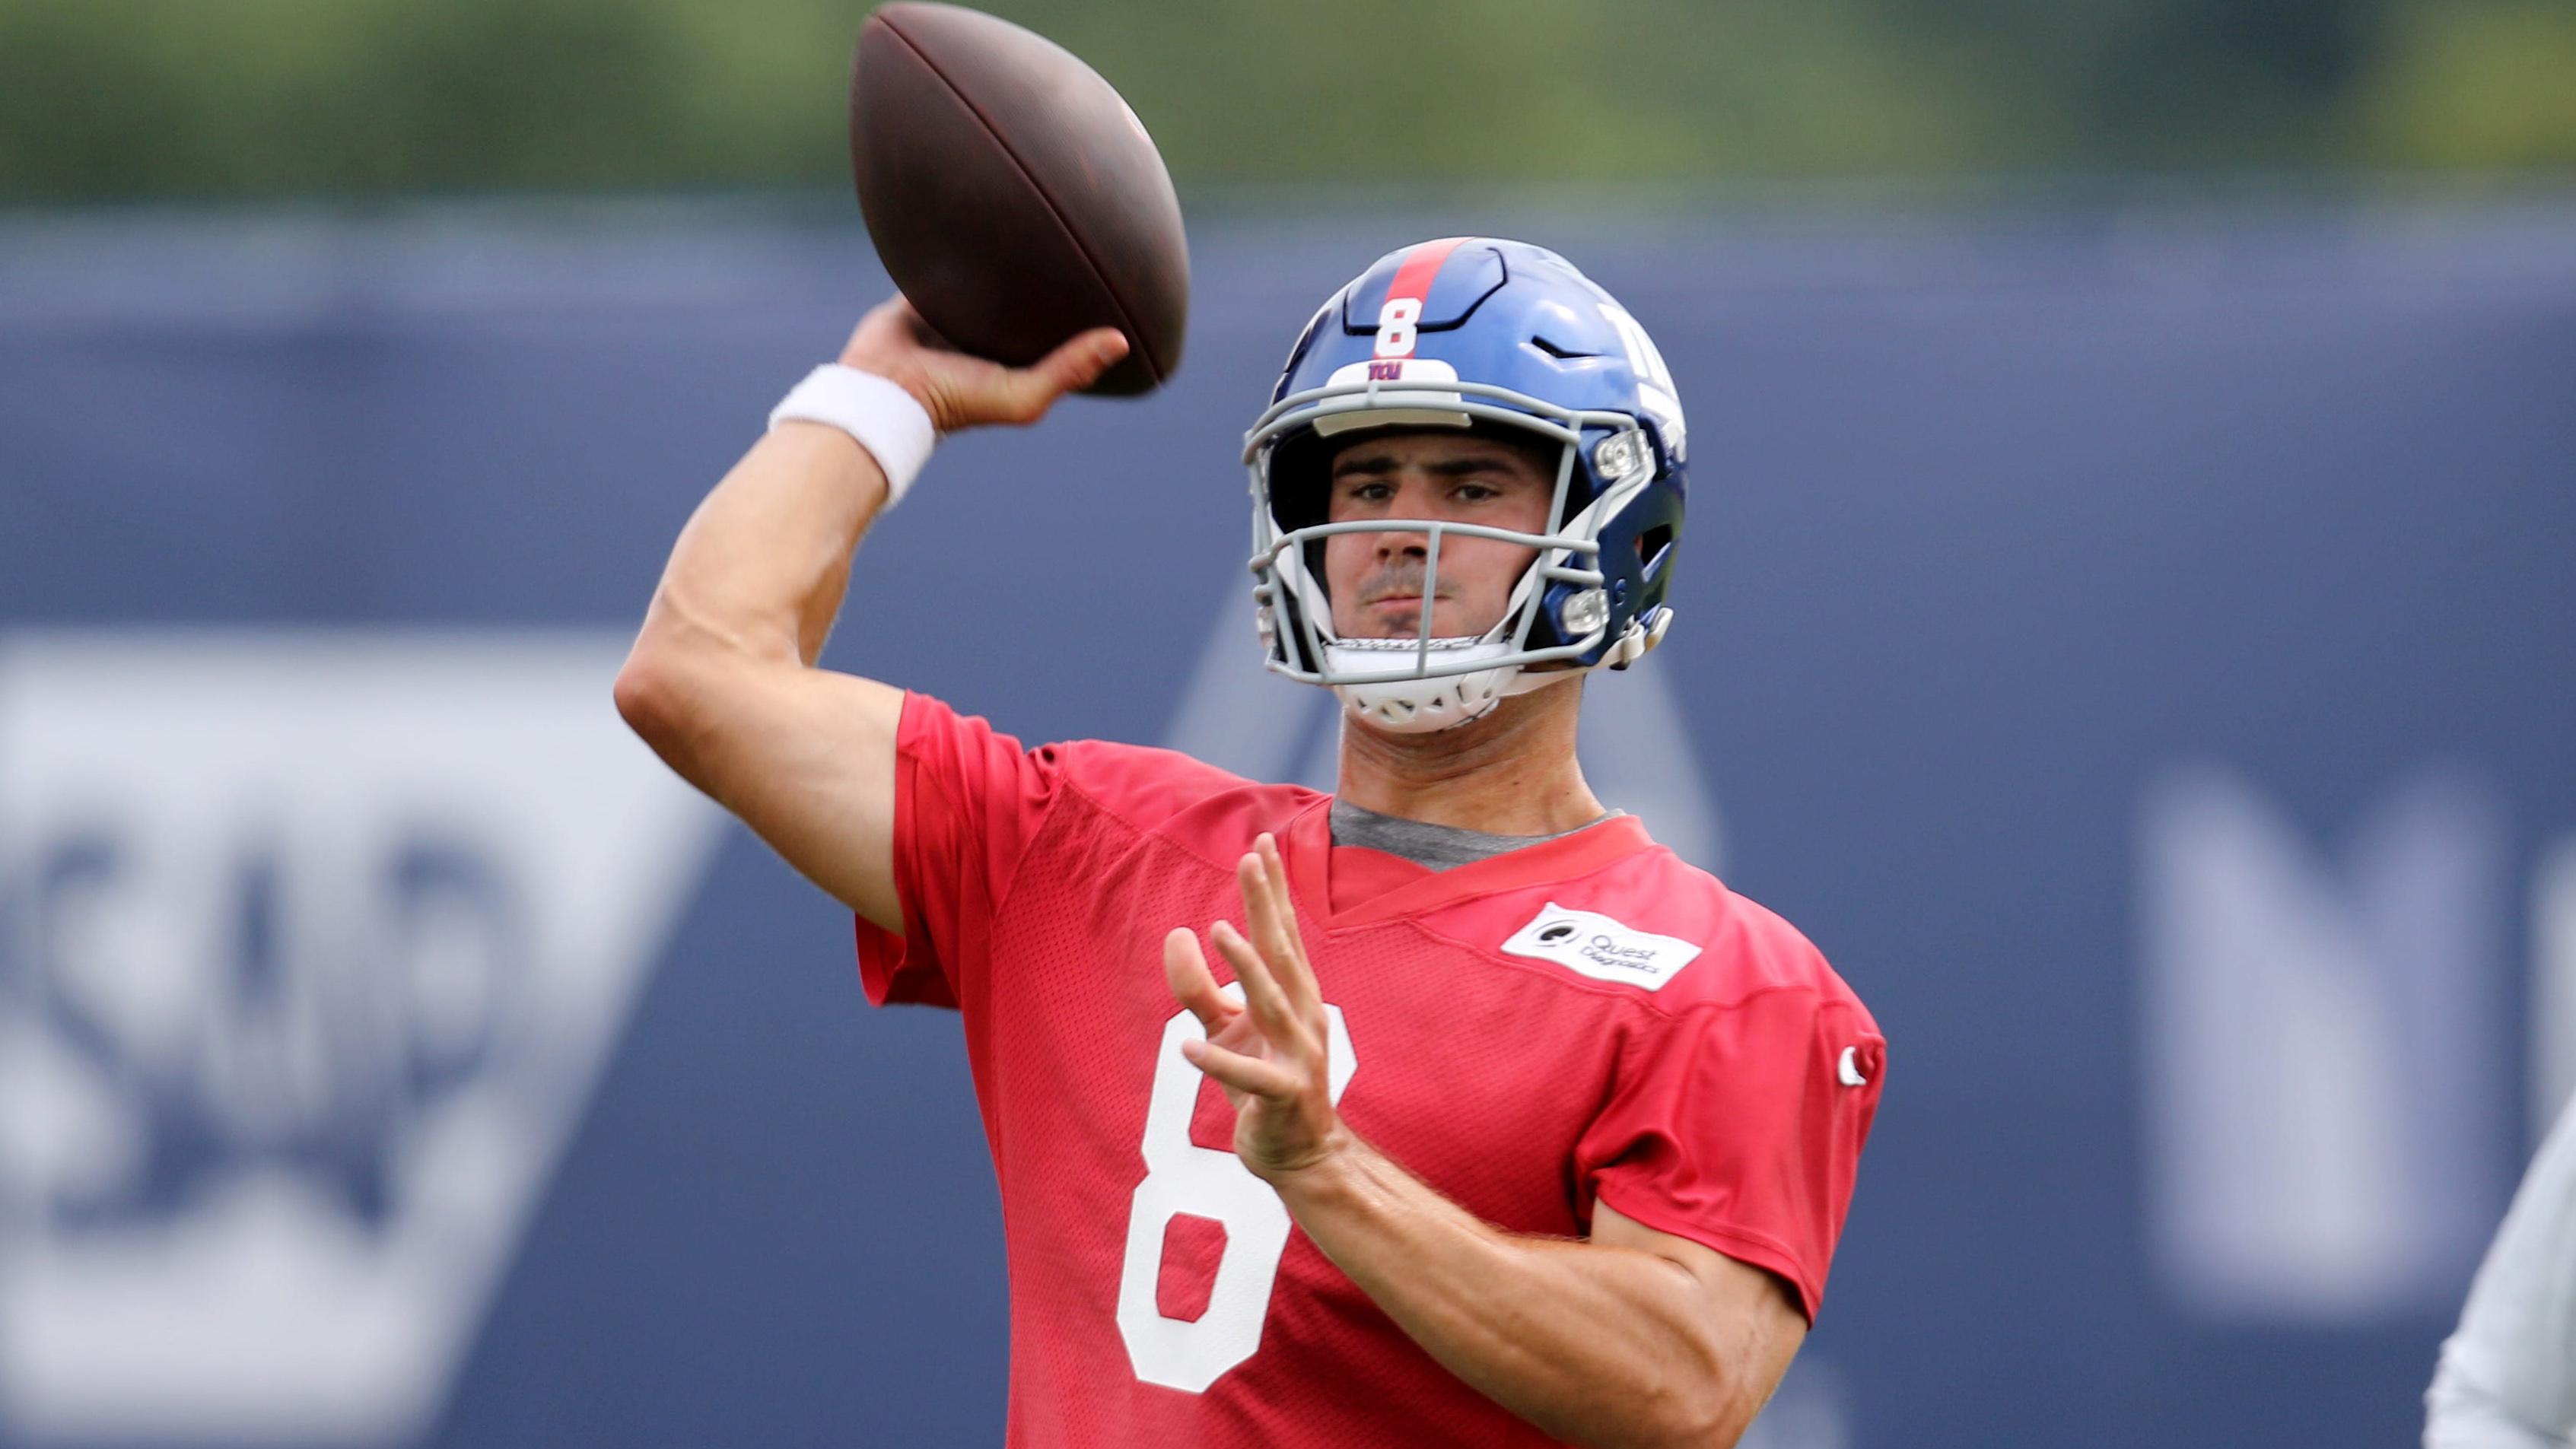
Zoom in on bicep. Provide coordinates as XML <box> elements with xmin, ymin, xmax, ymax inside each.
<box><xmin>1592</xmin><ymin>1198</ymin><xmax>1807</xmax><ymax>1428</ymax></box>
<box><xmin>624</xmin><ymin>650</ymin><xmax>907</xmax><ymax>929</ymax></box>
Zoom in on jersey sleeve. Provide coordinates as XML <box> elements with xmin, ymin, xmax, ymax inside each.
<box><xmin>852</xmin><ymin>691</ymin><xmax>1063</xmax><ymax>1009</ymax></box>
<box><xmin>1573</xmin><ymin>986</ymin><xmax>1885</xmax><ymax>1323</ymax></box>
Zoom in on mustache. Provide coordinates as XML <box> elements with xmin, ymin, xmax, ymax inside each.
<box><xmin>1354</xmin><ymin>561</ymin><xmax>1455</xmax><ymax>606</ymax></box>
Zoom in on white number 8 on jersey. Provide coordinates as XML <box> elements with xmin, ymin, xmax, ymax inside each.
<box><xmin>1116</xmin><ymin>986</ymin><xmax>1358</xmax><ymax>1391</ymax></box>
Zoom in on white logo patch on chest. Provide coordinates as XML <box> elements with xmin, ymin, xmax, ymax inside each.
<box><xmin>1500</xmin><ymin>903</ymin><xmax>1703</xmax><ymax>990</ymax></box>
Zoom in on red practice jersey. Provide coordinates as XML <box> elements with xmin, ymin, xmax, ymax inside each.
<box><xmin>854</xmin><ymin>694</ymin><xmax>1885</xmax><ymax>1447</ymax></box>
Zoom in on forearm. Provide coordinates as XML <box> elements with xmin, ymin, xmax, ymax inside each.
<box><xmin>611</xmin><ymin>307</ymin><xmax>1114</xmax><ymax>925</ymax></box>
<box><xmin>626</xmin><ymin>301</ymin><xmax>1119</xmax><ymax>682</ymax></box>
<box><xmin>638</xmin><ymin>423</ymin><xmax>891</xmax><ymax>672</ymax></box>
<box><xmin>1273</xmin><ymin>1137</ymin><xmax>1743</xmax><ymax>1449</ymax></box>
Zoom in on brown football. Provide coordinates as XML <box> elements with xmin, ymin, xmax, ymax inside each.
<box><xmin>849</xmin><ymin>2</ymin><xmax>1188</xmax><ymax>396</ymax></box>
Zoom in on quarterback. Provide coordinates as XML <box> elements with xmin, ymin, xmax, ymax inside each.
<box><xmin>616</xmin><ymin>238</ymin><xmax>1885</xmax><ymax>1446</ymax></box>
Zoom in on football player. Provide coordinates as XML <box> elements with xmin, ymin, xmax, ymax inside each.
<box><xmin>617</xmin><ymin>238</ymin><xmax>1885</xmax><ymax>1446</ymax></box>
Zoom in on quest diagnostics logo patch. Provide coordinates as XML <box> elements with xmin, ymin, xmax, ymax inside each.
<box><xmin>1500</xmin><ymin>904</ymin><xmax>1702</xmax><ymax>990</ymax></box>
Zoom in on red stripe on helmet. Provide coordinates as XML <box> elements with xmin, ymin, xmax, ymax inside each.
<box><xmin>1385</xmin><ymin>237</ymin><xmax>1469</xmax><ymax>310</ymax></box>
<box><xmin>1372</xmin><ymin>237</ymin><xmax>1471</xmax><ymax>358</ymax></box>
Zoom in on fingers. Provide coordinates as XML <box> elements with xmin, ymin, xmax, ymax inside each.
<box><xmin>1042</xmin><ymin>328</ymin><xmax>1131</xmax><ymax>394</ymax></box>
<box><xmin>1258</xmin><ymin>832</ymin><xmax>1293</xmax><ymax>913</ymax></box>
<box><xmin>1162</xmin><ymin>926</ymin><xmax>1239</xmax><ymax>1035</ymax></box>
<box><xmin>1236</xmin><ymin>854</ymin><xmax>1299</xmax><ymax>1012</ymax></box>
<box><xmin>839</xmin><ymin>303</ymin><xmax>1126</xmax><ymax>431</ymax></box>
<box><xmin>1239</xmin><ymin>834</ymin><xmax>1318</xmax><ymax>1015</ymax></box>
<box><xmin>981</xmin><ymin>328</ymin><xmax>1127</xmax><ymax>426</ymax></box>
<box><xmin>841</xmin><ymin>294</ymin><xmax>914</xmax><ymax>354</ymax></box>
<box><xmin>1210</xmin><ymin>919</ymin><xmax>1318</xmax><ymax>1060</ymax></box>
<box><xmin>1172</xmin><ymin>829</ymin><xmax>1323</xmax><ymax>1073</ymax></box>
<box><xmin>1181</xmin><ymin>1036</ymin><xmax>1302</xmax><ymax>1100</ymax></box>
<box><xmin>902</xmin><ymin>306</ymin><xmax>956</xmax><ymax>351</ymax></box>
<box><xmin>1258</xmin><ymin>833</ymin><xmax>1303</xmax><ymax>978</ymax></box>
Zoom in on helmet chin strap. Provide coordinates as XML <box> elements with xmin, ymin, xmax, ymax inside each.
<box><xmin>1325</xmin><ymin>640</ymin><xmax>1579</xmax><ymax>733</ymax></box>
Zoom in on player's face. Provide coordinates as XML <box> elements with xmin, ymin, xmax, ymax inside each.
<box><xmin>1321</xmin><ymin>431</ymin><xmax>1556</xmax><ymax>640</ymax></box>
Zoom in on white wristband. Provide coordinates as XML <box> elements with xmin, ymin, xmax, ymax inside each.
<box><xmin>768</xmin><ymin>364</ymin><xmax>937</xmax><ymax>507</ymax></box>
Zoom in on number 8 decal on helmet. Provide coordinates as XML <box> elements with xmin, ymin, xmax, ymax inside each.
<box><xmin>1372</xmin><ymin>297</ymin><xmax>1422</xmax><ymax>359</ymax></box>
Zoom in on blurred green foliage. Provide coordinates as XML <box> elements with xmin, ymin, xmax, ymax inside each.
<box><xmin>2</xmin><ymin>0</ymin><xmax>2571</xmax><ymax>202</ymax></box>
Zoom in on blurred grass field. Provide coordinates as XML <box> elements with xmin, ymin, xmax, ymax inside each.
<box><xmin>3</xmin><ymin>0</ymin><xmax>2573</xmax><ymax>205</ymax></box>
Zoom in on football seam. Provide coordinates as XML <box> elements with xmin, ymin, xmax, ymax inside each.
<box><xmin>873</xmin><ymin>15</ymin><xmax>1164</xmax><ymax>383</ymax></box>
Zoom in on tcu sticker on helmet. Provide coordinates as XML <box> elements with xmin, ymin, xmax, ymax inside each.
<box><xmin>1327</xmin><ymin>357</ymin><xmax>1458</xmax><ymax>387</ymax></box>
<box><xmin>1500</xmin><ymin>903</ymin><xmax>1703</xmax><ymax>990</ymax></box>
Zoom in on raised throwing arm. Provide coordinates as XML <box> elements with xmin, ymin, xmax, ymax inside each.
<box><xmin>614</xmin><ymin>300</ymin><xmax>1124</xmax><ymax>929</ymax></box>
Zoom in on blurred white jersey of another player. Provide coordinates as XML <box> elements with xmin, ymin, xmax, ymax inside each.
<box><xmin>2427</xmin><ymin>1098</ymin><xmax>2576</xmax><ymax>1447</ymax></box>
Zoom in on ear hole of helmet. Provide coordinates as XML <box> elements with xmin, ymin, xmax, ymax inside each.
<box><xmin>1637</xmin><ymin>523</ymin><xmax>1675</xmax><ymax>581</ymax></box>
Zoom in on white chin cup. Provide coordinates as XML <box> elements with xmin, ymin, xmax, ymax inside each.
<box><xmin>1326</xmin><ymin>640</ymin><xmax>1571</xmax><ymax>732</ymax></box>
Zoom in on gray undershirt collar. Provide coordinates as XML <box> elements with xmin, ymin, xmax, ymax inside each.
<box><xmin>1328</xmin><ymin>799</ymin><xmax>1624</xmax><ymax>872</ymax></box>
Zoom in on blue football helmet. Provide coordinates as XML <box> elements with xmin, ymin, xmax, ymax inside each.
<box><xmin>1242</xmin><ymin>237</ymin><xmax>1690</xmax><ymax>732</ymax></box>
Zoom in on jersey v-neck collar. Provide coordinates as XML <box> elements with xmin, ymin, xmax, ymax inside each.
<box><xmin>1285</xmin><ymin>796</ymin><xmax>1656</xmax><ymax>930</ymax></box>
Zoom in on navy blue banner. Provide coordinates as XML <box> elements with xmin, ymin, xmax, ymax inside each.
<box><xmin>2</xmin><ymin>197</ymin><xmax>2571</xmax><ymax>1447</ymax></box>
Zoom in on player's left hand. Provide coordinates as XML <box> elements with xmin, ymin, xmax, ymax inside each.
<box><xmin>1163</xmin><ymin>834</ymin><xmax>1350</xmax><ymax>1184</ymax></box>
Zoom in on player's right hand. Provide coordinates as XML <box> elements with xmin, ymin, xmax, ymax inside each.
<box><xmin>1166</xmin><ymin>834</ymin><xmax>1353</xmax><ymax>1184</ymax></box>
<box><xmin>838</xmin><ymin>296</ymin><xmax>1128</xmax><ymax>434</ymax></box>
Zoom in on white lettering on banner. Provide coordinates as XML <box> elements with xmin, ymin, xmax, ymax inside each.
<box><xmin>0</xmin><ymin>631</ymin><xmax>723</xmax><ymax>1445</ymax></box>
<box><xmin>2138</xmin><ymin>764</ymin><xmax>2506</xmax><ymax>1323</ymax></box>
